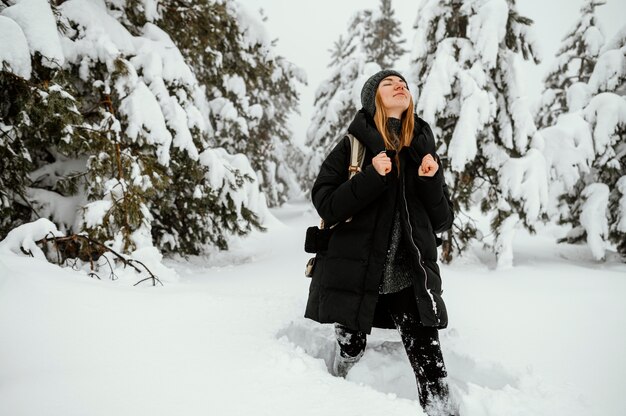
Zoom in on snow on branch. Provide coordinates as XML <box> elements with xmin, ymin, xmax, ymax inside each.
<box><xmin>580</xmin><ymin>183</ymin><xmax>610</xmax><ymax>260</ymax></box>
<box><xmin>0</xmin><ymin>219</ymin><xmax>164</xmax><ymax>286</ymax></box>
<box><xmin>498</xmin><ymin>148</ymin><xmax>548</xmax><ymax>223</ymax></box>
<box><xmin>0</xmin><ymin>0</ymin><xmax>64</xmax><ymax>67</ymax></box>
<box><xmin>0</xmin><ymin>218</ymin><xmax>62</xmax><ymax>259</ymax></box>
<box><xmin>0</xmin><ymin>15</ymin><xmax>31</xmax><ymax>78</ymax></box>
<box><xmin>583</xmin><ymin>93</ymin><xmax>626</xmax><ymax>159</ymax></box>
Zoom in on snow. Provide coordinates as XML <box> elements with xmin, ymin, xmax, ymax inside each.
<box><xmin>0</xmin><ymin>218</ymin><xmax>63</xmax><ymax>259</ymax></box>
<box><xmin>24</xmin><ymin>188</ymin><xmax>84</xmax><ymax>233</ymax></box>
<box><xmin>583</xmin><ymin>25</ymin><xmax>605</xmax><ymax>57</ymax></box>
<box><xmin>566</xmin><ymin>81</ymin><xmax>591</xmax><ymax>111</ymax></box>
<box><xmin>118</xmin><ymin>80</ymin><xmax>173</xmax><ymax>166</ymax></box>
<box><xmin>58</xmin><ymin>0</ymin><xmax>135</xmax><ymax>69</ymax></box>
<box><xmin>198</xmin><ymin>148</ymin><xmax>271</xmax><ymax>223</ymax></box>
<box><xmin>417</xmin><ymin>38</ymin><xmax>493</xmax><ymax>172</ymax></box>
<box><xmin>602</xmin><ymin>24</ymin><xmax>626</xmax><ymax>53</ymax></box>
<box><xmin>588</xmin><ymin>48</ymin><xmax>626</xmax><ymax>93</ymax></box>
<box><xmin>411</xmin><ymin>0</ymin><xmax>439</xmax><ymax>61</ymax></box>
<box><xmin>1</xmin><ymin>0</ymin><xmax>64</xmax><ymax>67</ymax></box>
<box><xmin>140</xmin><ymin>0</ymin><xmax>160</xmax><ymax>23</ymax></box>
<box><xmin>466</xmin><ymin>0</ymin><xmax>509</xmax><ymax>69</ymax></box>
<box><xmin>247</xmin><ymin>103</ymin><xmax>263</xmax><ymax>119</ymax></box>
<box><xmin>0</xmin><ymin>16</ymin><xmax>31</xmax><ymax>79</ymax></box>
<box><xmin>136</xmin><ymin>23</ymin><xmax>196</xmax><ymax>85</ymax></box>
<box><xmin>583</xmin><ymin>93</ymin><xmax>626</xmax><ymax>158</ymax></box>
<box><xmin>580</xmin><ymin>183</ymin><xmax>610</xmax><ymax>260</ymax></box>
<box><xmin>1</xmin><ymin>0</ymin><xmax>624</xmax><ymax>412</ymax></box>
<box><xmin>617</xmin><ymin>176</ymin><xmax>626</xmax><ymax>233</ymax></box>
<box><xmin>498</xmin><ymin>148</ymin><xmax>549</xmax><ymax>222</ymax></box>
<box><xmin>1</xmin><ymin>201</ymin><xmax>625</xmax><ymax>416</ymax></box>
<box><xmin>224</xmin><ymin>74</ymin><xmax>247</xmax><ymax>98</ymax></box>
<box><xmin>541</xmin><ymin>112</ymin><xmax>594</xmax><ymax>192</ymax></box>
<box><xmin>82</xmin><ymin>199</ymin><xmax>112</xmax><ymax>229</ymax></box>
<box><xmin>233</xmin><ymin>1</ymin><xmax>272</xmax><ymax>52</ymax></box>
<box><xmin>417</xmin><ymin>39</ymin><xmax>456</xmax><ymax>124</ymax></box>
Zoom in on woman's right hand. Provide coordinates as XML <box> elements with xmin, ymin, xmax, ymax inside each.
<box><xmin>372</xmin><ymin>151</ymin><xmax>392</xmax><ymax>176</ymax></box>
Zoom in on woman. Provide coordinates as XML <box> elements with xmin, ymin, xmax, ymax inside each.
<box><xmin>305</xmin><ymin>69</ymin><xmax>455</xmax><ymax>415</ymax></box>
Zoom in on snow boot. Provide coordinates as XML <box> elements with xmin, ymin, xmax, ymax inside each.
<box><xmin>420</xmin><ymin>378</ymin><xmax>456</xmax><ymax>416</ymax></box>
<box><xmin>331</xmin><ymin>343</ymin><xmax>364</xmax><ymax>378</ymax></box>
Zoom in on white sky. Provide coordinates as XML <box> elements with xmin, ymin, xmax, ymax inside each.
<box><xmin>236</xmin><ymin>0</ymin><xmax>625</xmax><ymax>146</ymax></box>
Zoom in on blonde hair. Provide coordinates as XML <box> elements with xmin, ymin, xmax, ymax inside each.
<box><xmin>373</xmin><ymin>91</ymin><xmax>415</xmax><ymax>174</ymax></box>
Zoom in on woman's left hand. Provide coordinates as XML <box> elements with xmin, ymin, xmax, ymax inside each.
<box><xmin>418</xmin><ymin>154</ymin><xmax>438</xmax><ymax>177</ymax></box>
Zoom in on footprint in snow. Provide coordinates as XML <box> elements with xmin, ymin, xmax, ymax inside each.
<box><xmin>276</xmin><ymin>319</ymin><xmax>584</xmax><ymax>416</ymax></box>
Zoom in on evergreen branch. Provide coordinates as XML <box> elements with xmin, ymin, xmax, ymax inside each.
<box><xmin>13</xmin><ymin>188</ymin><xmax>42</xmax><ymax>220</ymax></box>
<box><xmin>20</xmin><ymin>246</ymin><xmax>33</xmax><ymax>257</ymax></box>
<box><xmin>35</xmin><ymin>234</ymin><xmax>144</xmax><ymax>275</ymax></box>
<box><xmin>131</xmin><ymin>260</ymin><xmax>164</xmax><ymax>287</ymax></box>
<box><xmin>97</xmin><ymin>253</ymin><xmax>118</xmax><ymax>280</ymax></box>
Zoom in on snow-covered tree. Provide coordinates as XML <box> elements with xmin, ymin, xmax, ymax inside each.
<box><xmin>544</xmin><ymin>25</ymin><xmax>626</xmax><ymax>260</ymax></box>
<box><xmin>411</xmin><ymin>0</ymin><xmax>549</xmax><ymax>267</ymax></box>
<box><xmin>0</xmin><ymin>0</ymin><xmax>267</xmax><ymax>255</ymax></box>
<box><xmin>129</xmin><ymin>0</ymin><xmax>306</xmax><ymax>207</ymax></box>
<box><xmin>0</xmin><ymin>0</ymin><xmax>87</xmax><ymax>238</ymax></box>
<box><xmin>303</xmin><ymin>1</ymin><xmax>407</xmax><ymax>187</ymax></box>
<box><xmin>364</xmin><ymin>0</ymin><xmax>407</xmax><ymax>69</ymax></box>
<box><xmin>535</xmin><ymin>0</ymin><xmax>606</xmax><ymax>129</ymax></box>
<box><xmin>303</xmin><ymin>34</ymin><xmax>370</xmax><ymax>186</ymax></box>
<box><xmin>410</xmin><ymin>0</ymin><xmax>486</xmax><ymax>261</ymax></box>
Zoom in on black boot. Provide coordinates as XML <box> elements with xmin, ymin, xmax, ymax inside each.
<box><xmin>331</xmin><ymin>344</ymin><xmax>364</xmax><ymax>378</ymax></box>
<box><xmin>419</xmin><ymin>378</ymin><xmax>456</xmax><ymax>416</ymax></box>
<box><xmin>332</xmin><ymin>324</ymin><xmax>366</xmax><ymax>378</ymax></box>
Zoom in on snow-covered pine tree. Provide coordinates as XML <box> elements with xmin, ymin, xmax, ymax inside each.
<box><xmin>411</xmin><ymin>0</ymin><xmax>489</xmax><ymax>262</ymax></box>
<box><xmin>227</xmin><ymin>7</ymin><xmax>306</xmax><ymax>207</ymax></box>
<box><xmin>411</xmin><ymin>0</ymin><xmax>549</xmax><ymax>267</ymax></box>
<box><xmin>105</xmin><ymin>0</ymin><xmax>270</xmax><ymax>252</ymax></box>
<box><xmin>134</xmin><ymin>0</ymin><xmax>305</xmax><ymax>207</ymax></box>
<box><xmin>247</xmin><ymin>55</ymin><xmax>307</xmax><ymax>205</ymax></box>
<box><xmin>303</xmin><ymin>34</ymin><xmax>367</xmax><ymax>186</ymax></box>
<box><xmin>548</xmin><ymin>25</ymin><xmax>626</xmax><ymax>260</ymax></box>
<box><xmin>535</xmin><ymin>0</ymin><xmax>606</xmax><ymax>130</ymax></box>
<box><xmin>0</xmin><ymin>0</ymin><xmax>89</xmax><ymax>238</ymax></box>
<box><xmin>1</xmin><ymin>0</ymin><xmax>266</xmax><ymax>256</ymax></box>
<box><xmin>303</xmin><ymin>1</ymin><xmax>407</xmax><ymax>187</ymax></box>
<box><xmin>364</xmin><ymin>0</ymin><xmax>408</xmax><ymax>69</ymax></box>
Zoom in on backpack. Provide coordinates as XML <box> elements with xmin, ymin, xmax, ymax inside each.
<box><xmin>304</xmin><ymin>134</ymin><xmax>365</xmax><ymax>276</ymax></box>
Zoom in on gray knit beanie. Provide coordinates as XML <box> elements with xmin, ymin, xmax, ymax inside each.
<box><xmin>360</xmin><ymin>69</ymin><xmax>408</xmax><ymax>118</ymax></box>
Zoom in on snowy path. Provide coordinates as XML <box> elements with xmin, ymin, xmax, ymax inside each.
<box><xmin>1</xmin><ymin>201</ymin><xmax>625</xmax><ymax>416</ymax></box>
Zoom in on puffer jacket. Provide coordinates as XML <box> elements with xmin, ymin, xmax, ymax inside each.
<box><xmin>304</xmin><ymin>109</ymin><xmax>454</xmax><ymax>333</ymax></box>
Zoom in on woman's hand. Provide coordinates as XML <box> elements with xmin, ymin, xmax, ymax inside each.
<box><xmin>372</xmin><ymin>151</ymin><xmax>392</xmax><ymax>176</ymax></box>
<box><xmin>419</xmin><ymin>154</ymin><xmax>438</xmax><ymax>177</ymax></box>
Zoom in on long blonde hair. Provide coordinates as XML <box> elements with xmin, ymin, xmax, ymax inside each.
<box><xmin>373</xmin><ymin>92</ymin><xmax>415</xmax><ymax>174</ymax></box>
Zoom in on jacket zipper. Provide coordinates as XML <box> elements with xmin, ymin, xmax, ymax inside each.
<box><xmin>401</xmin><ymin>174</ymin><xmax>439</xmax><ymax>322</ymax></box>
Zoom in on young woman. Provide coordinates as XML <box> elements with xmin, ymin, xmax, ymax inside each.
<box><xmin>305</xmin><ymin>70</ymin><xmax>455</xmax><ymax>415</ymax></box>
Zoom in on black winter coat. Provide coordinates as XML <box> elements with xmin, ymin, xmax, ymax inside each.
<box><xmin>305</xmin><ymin>110</ymin><xmax>454</xmax><ymax>334</ymax></box>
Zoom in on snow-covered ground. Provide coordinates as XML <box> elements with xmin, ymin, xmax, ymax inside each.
<box><xmin>1</xmin><ymin>201</ymin><xmax>625</xmax><ymax>416</ymax></box>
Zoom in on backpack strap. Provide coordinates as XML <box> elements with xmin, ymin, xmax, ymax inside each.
<box><xmin>346</xmin><ymin>133</ymin><xmax>365</xmax><ymax>179</ymax></box>
<box><xmin>345</xmin><ymin>133</ymin><xmax>365</xmax><ymax>223</ymax></box>
<box><xmin>320</xmin><ymin>133</ymin><xmax>365</xmax><ymax>229</ymax></box>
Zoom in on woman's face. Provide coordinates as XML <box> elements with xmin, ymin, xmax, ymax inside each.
<box><xmin>377</xmin><ymin>76</ymin><xmax>410</xmax><ymax>116</ymax></box>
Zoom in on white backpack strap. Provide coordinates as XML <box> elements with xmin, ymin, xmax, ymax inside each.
<box><xmin>346</xmin><ymin>133</ymin><xmax>365</xmax><ymax>179</ymax></box>
<box><xmin>321</xmin><ymin>133</ymin><xmax>366</xmax><ymax>227</ymax></box>
<box><xmin>345</xmin><ymin>133</ymin><xmax>365</xmax><ymax>223</ymax></box>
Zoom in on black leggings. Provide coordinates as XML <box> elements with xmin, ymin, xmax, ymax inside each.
<box><xmin>335</xmin><ymin>286</ymin><xmax>447</xmax><ymax>401</ymax></box>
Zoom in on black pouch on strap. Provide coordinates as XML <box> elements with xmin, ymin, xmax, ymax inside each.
<box><xmin>304</xmin><ymin>226</ymin><xmax>333</xmax><ymax>253</ymax></box>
